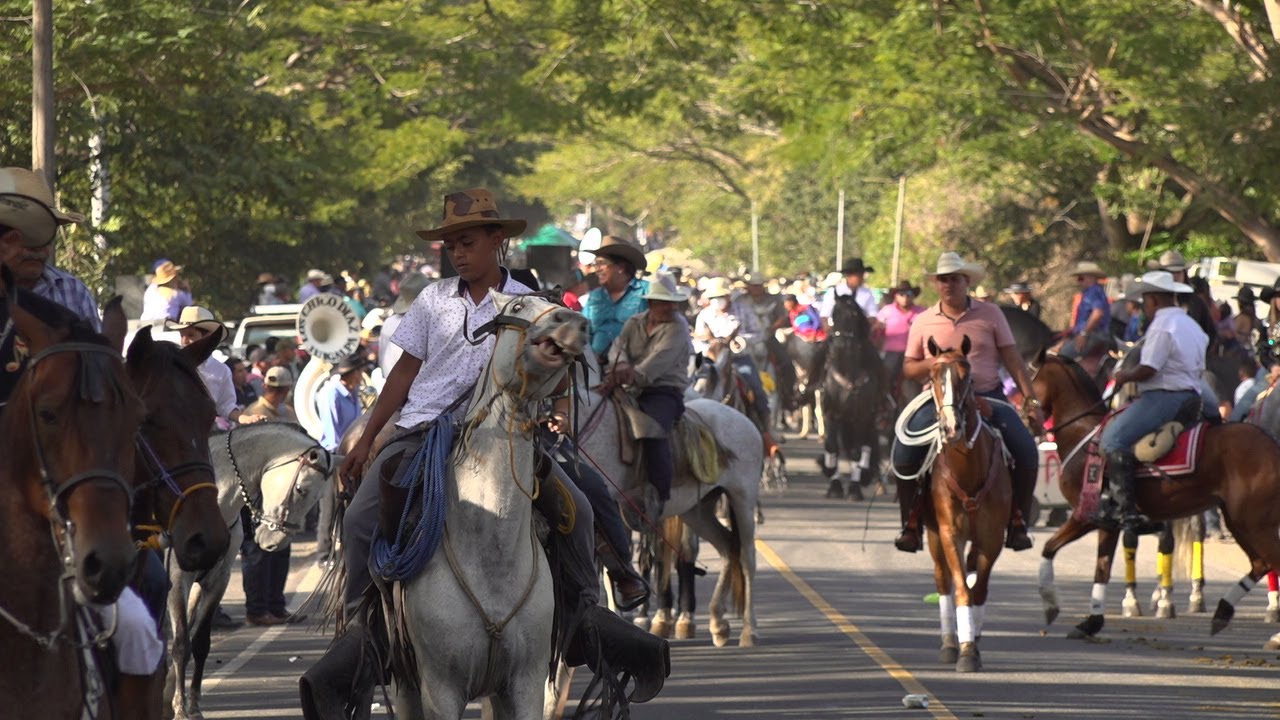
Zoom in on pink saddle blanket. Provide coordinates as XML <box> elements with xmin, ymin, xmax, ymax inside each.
<box><xmin>1073</xmin><ymin>421</ymin><xmax>1207</xmax><ymax>522</ymax></box>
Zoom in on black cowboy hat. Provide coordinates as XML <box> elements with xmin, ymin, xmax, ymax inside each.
<box><xmin>840</xmin><ymin>257</ymin><xmax>874</xmax><ymax>275</ymax></box>
<box><xmin>1003</xmin><ymin>281</ymin><xmax>1034</xmax><ymax>294</ymax></box>
<box><xmin>891</xmin><ymin>280</ymin><xmax>921</xmax><ymax>297</ymax></box>
<box><xmin>1237</xmin><ymin>286</ymin><xmax>1258</xmax><ymax>303</ymax></box>
<box><xmin>1262</xmin><ymin>277</ymin><xmax>1280</xmax><ymax>303</ymax></box>
<box><xmin>331</xmin><ymin>354</ymin><xmax>369</xmax><ymax>377</ymax></box>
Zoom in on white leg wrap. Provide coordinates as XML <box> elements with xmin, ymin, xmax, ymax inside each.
<box><xmin>850</xmin><ymin>465</ymin><xmax>863</xmax><ymax>483</ymax></box>
<box><xmin>1038</xmin><ymin>557</ymin><xmax>1055</xmax><ymax>589</ymax></box>
<box><xmin>103</xmin><ymin>588</ymin><xmax>164</xmax><ymax>675</ymax></box>
<box><xmin>939</xmin><ymin>594</ymin><xmax>956</xmax><ymax>634</ymax></box>
<box><xmin>956</xmin><ymin>604</ymin><xmax>975</xmax><ymax>644</ymax></box>
<box><xmin>974</xmin><ymin>604</ymin><xmax>986</xmax><ymax>637</ymax></box>
<box><xmin>966</xmin><ymin>572</ymin><xmax>977</xmax><ymax>589</ymax></box>
<box><xmin>1090</xmin><ymin>583</ymin><xmax>1107</xmax><ymax>616</ymax></box>
<box><xmin>824</xmin><ymin>451</ymin><xmax>837</xmax><ymax>468</ymax></box>
<box><xmin>1224</xmin><ymin>576</ymin><xmax>1257</xmax><ymax>607</ymax></box>
<box><xmin>1268</xmin><ymin>590</ymin><xmax>1279</xmax><ymax>610</ymax></box>
<box><xmin>858</xmin><ymin>445</ymin><xmax>872</xmax><ymax>468</ymax></box>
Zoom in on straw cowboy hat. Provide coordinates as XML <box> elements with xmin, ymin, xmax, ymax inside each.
<box><xmin>642</xmin><ymin>271</ymin><xmax>688</xmax><ymax>303</ymax></box>
<box><xmin>415</xmin><ymin>188</ymin><xmax>527</xmax><ymax>242</ymax></box>
<box><xmin>839</xmin><ymin>257</ymin><xmax>874</xmax><ymax>275</ymax></box>
<box><xmin>1130</xmin><ymin>270</ymin><xmax>1192</xmax><ymax>296</ymax></box>
<box><xmin>1157</xmin><ymin>249</ymin><xmax>1187</xmax><ymax>272</ymax></box>
<box><xmin>703</xmin><ymin>276</ymin><xmax>734</xmax><ymax>299</ymax></box>
<box><xmin>925</xmin><ymin>252</ymin><xmax>986</xmax><ymax>283</ymax></box>
<box><xmin>1070</xmin><ymin>260</ymin><xmax>1107</xmax><ymax>278</ymax></box>
<box><xmin>0</xmin><ymin>167</ymin><xmax>85</xmax><ymax>247</ymax></box>
<box><xmin>594</xmin><ymin>236</ymin><xmax>646</xmax><ymax>272</ymax></box>
<box><xmin>165</xmin><ymin>305</ymin><xmax>227</xmax><ymax>343</ymax></box>
<box><xmin>973</xmin><ymin>285</ymin><xmax>992</xmax><ymax>300</ymax></box>
<box><xmin>153</xmin><ymin>260</ymin><xmax>182</xmax><ymax>286</ymax></box>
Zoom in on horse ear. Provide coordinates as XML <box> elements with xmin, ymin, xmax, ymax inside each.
<box><xmin>961</xmin><ymin>334</ymin><xmax>972</xmax><ymax>356</ymax></box>
<box><xmin>927</xmin><ymin>337</ymin><xmax>940</xmax><ymax>357</ymax></box>
<box><xmin>180</xmin><ymin>327</ymin><xmax>220</xmax><ymax>367</ymax></box>
<box><xmin>101</xmin><ymin>296</ymin><xmax>128</xmax><ymax>354</ymax></box>
<box><xmin>127</xmin><ymin>324</ymin><xmax>154</xmax><ymax>365</ymax></box>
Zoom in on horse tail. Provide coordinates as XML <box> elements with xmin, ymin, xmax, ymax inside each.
<box><xmin>723</xmin><ymin>498</ymin><xmax>747</xmax><ymax>617</ymax></box>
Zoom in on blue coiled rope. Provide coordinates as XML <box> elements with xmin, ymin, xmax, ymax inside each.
<box><xmin>371</xmin><ymin>414</ymin><xmax>454</xmax><ymax>582</ymax></box>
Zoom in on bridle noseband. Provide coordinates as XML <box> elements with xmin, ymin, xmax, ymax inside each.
<box><xmin>134</xmin><ymin>434</ymin><xmax>217</xmax><ymax>540</ymax></box>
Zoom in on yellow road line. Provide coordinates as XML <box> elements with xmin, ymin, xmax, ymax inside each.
<box><xmin>757</xmin><ymin>539</ymin><xmax>957</xmax><ymax>720</ymax></box>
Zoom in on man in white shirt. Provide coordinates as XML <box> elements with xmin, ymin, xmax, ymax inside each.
<box><xmin>167</xmin><ymin>305</ymin><xmax>240</xmax><ymax>425</ymax></box>
<box><xmin>817</xmin><ymin>257</ymin><xmax>880</xmax><ymax>326</ymax></box>
<box><xmin>1096</xmin><ymin>271</ymin><xmax>1208</xmax><ymax>530</ymax></box>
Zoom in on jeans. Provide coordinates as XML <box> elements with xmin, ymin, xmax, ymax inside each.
<box><xmin>637</xmin><ymin>387</ymin><xmax>686</xmax><ymax>501</ymax></box>
<box><xmin>241</xmin><ymin>506</ymin><xmax>291</xmax><ymax>617</ymax></box>
<box><xmin>1059</xmin><ymin>331</ymin><xmax>1109</xmax><ymax>360</ymax></box>
<box><xmin>892</xmin><ymin>389</ymin><xmax>1038</xmax><ymax>505</ymax></box>
<box><xmin>134</xmin><ymin>549</ymin><xmax>169</xmax><ymax>624</ymax></box>
<box><xmin>730</xmin><ymin>355</ymin><xmax>772</xmax><ymax>423</ymax></box>
<box><xmin>552</xmin><ymin>435</ymin><xmax>631</xmax><ymax>560</ymax></box>
<box><xmin>1100</xmin><ymin>389</ymin><xmax>1199</xmax><ymax>453</ymax></box>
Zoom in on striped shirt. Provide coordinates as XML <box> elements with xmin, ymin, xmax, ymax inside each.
<box><xmin>31</xmin><ymin>265</ymin><xmax>100</xmax><ymax>331</ymax></box>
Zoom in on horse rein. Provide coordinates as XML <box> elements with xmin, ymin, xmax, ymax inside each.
<box><xmin>134</xmin><ymin>434</ymin><xmax>217</xmax><ymax>544</ymax></box>
<box><xmin>225</xmin><ymin>426</ymin><xmax>330</xmax><ymax>534</ymax></box>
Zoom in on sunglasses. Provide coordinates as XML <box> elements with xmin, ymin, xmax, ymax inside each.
<box><xmin>934</xmin><ymin>274</ymin><xmax>966</xmax><ymax>284</ymax></box>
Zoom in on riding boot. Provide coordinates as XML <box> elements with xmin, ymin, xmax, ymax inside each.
<box><xmin>1109</xmin><ymin>450</ymin><xmax>1150</xmax><ymax>530</ymax></box>
<box><xmin>596</xmin><ymin>532</ymin><xmax>650</xmax><ymax>612</ymax></box>
<box><xmin>299</xmin><ymin>625</ymin><xmax>378</xmax><ymax>720</ymax></box>
<box><xmin>1005</xmin><ymin>469</ymin><xmax>1035</xmax><ymax>552</ymax></box>
<box><xmin>566</xmin><ymin>605</ymin><xmax>671</xmax><ymax>704</ymax></box>
<box><xmin>894</xmin><ymin>476</ymin><xmax>923</xmax><ymax>553</ymax></box>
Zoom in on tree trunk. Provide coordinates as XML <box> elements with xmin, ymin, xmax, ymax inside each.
<box><xmin>32</xmin><ymin>0</ymin><xmax>55</xmax><ymax>189</ymax></box>
<box><xmin>1265</xmin><ymin>0</ymin><xmax>1280</xmax><ymax>43</ymax></box>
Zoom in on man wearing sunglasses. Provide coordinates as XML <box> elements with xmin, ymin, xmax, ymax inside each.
<box><xmin>0</xmin><ymin>168</ymin><xmax>99</xmax><ymax>331</ymax></box>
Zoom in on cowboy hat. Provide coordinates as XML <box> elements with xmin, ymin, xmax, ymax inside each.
<box><xmin>0</xmin><ymin>167</ymin><xmax>85</xmax><ymax>247</ymax></box>
<box><xmin>741</xmin><ymin>272</ymin><xmax>767</xmax><ymax>286</ymax></box>
<box><xmin>264</xmin><ymin>366</ymin><xmax>294</xmax><ymax>388</ymax></box>
<box><xmin>165</xmin><ymin>305</ymin><xmax>227</xmax><ymax>343</ymax></box>
<box><xmin>255</xmin><ymin>271</ymin><xmax>275</xmax><ymax>284</ymax></box>
<box><xmin>819</xmin><ymin>271</ymin><xmax>844</xmax><ymax>290</ymax></box>
<box><xmin>306</xmin><ymin>268</ymin><xmax>325</xmax><ymax>282</ymax></box>
<box><xmin>925</xmin><ymin>252</ymin><xmax>986</xmax><ymax>283</ymax></box>
<box><xmin>1158</xmin><ymin>249</ymin><xmax>1187</xmax><ymax>272</ymax></box>
<box><xmin>331</xmin><ymin>354</ymin><xmax>368</xmax><ymax>377</ymax></box>
<box><xmin>1237</xmin><ymin>286</ymin><xmax>1257</xmax><ymax>303</ymax></box>
<box><xmin>891</xmin><ymin>280</ymin><xmax>921</xmax><ymax>297</ymax></box>
<box><xmin>642</xmin><ymin>271</ymin><xmax>688</xmax><ymax>303</ymax></box>
<box><xmin>594</xmin><ymin>236</ymin><xmax>646</xmax><ymax>273</ymax></box>
<box><xmin>415</xmin><ymin>188</ymin><xmax>527</xmax><ymax>242</ymax></box>
<box><xmin>392</xmin><ymin>272</ymin><xmax>431</xmax><ymax>314</ymax></box>
<box><xmin>1070</xmin><ymin>260</ymin><xmax>1107</xmax><ymax>278</ymax></box>
<box><xmin>973</xmin><ymin>285</ymin><xmax>991</xmax><ymax>300</ymax></box>
<box><xmin>839</xmin><ymin>257</ymin><xmax>874</xmax><ymax>275</ymax></box>
<box><xmin>1130</xmin><ymin>270</ymin><xmax>1192</xmax><ymax>296</ymax></box>
<box><xmin>1003</xmin><ymin>281</ymin><xmax>1033</xmax><ymax>294</ymax></box>
<box><xmin>153</xmin><ymin>260</ymin><xmax>182</xmax><ymax>286</ymax></box>
<box><xmin>703</xmin><ymin>277</ymin><xmax>734</xmax><ymax>299</ymax></box>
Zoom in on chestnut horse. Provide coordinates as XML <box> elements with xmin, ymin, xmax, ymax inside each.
<box><xmin>1032</xmin><ymin>353</ymin><xmax>1280</xmax><ymax>638</ymax></box>
<box><xmin>0</xmin><ymin>289</ymin><xmax>145</xmax><ymax>716</ymax></box>
<box><xmin>923</xmin><ymin>337</ymin><xmax>1012</xmax><ymax>672</ymax></box>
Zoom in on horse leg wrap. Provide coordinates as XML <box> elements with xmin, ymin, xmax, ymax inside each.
<box><xmin>939</xmin><ymin>594</ymin><xmax>956</xmax><ymax>635</ymax></box>
<box><xmin>1089</xmin><ymin>583</ymin><xmax>1106</xmax><ymax>616</ymax></box>
<box><xmin>956</xmin><ymin>605</ymin><xmax>975</xmax><ymax>644</ymax></box>
<box><xmin>858</xmin><ymin>445</ymin><xmax>871</xmax><ymax>469</ymax></box>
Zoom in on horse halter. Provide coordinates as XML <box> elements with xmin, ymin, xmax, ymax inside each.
<box><xmin>134</xmin><ymin>434</ymin><xmax>217</xmax><ymax>540</ymax></box>
<box><xmin>225</xmin><ymin>427</ymin><xmax>330</xmax><ymax>534</ymax></box>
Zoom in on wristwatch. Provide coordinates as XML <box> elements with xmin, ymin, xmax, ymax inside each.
<box><xmin>1025</xmin><ymin>397</ymin><xmax>1042</xmax><ymax>408</ymax></box>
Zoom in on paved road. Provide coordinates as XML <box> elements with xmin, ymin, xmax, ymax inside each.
<box><xmin>193</xmin><ymin>434</ymin><xmax>1280</xmax><ymax>719</ymax></box>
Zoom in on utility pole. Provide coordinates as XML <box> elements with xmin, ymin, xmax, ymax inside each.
<box><xmin>750</xmin><ymin>200</ymin><xmax>759</xmax><ymax>272</ymax></box>
<box><xmin>890</xmin><ymin>175</ymin><xmax>907</xmax><ymax>286</ymax></box>
<box><xmin>835</xmin><ymin>187</ymin><xmax>845</xmax><ymax>271</ymax></box>
<box><xmin>33</xmin><ymin>0</ymin><xmax>56</xmax><ymax>189</ymax></box>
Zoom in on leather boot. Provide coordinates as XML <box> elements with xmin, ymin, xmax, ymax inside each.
<box><xmin>894</xmin><ymin>476</ymin><xmax>922</xmax><ymax>553</ymax></box>
<box><xmin>1109</xmin><ymin>450</ymin><xmax>1149</xmax><ymax>530</ymax></box>
<box><xmin>566</xmin><ymin>605</ymin><xmax>670</xmax><ymax>703</ymax></box>
<box><xmin>596</xmin><ymin>533</ymin><xmax>650</xmax><ymax>612</ymax></box>
<box><xmin>1005</xmin><ymin>470</ymin><xmax>1034</xmax><ymax>551</ymax></box>
<box><xmin>300</xmin><ymin>626</ymin><xmax>378</xmax><ymax>720</ymax></box>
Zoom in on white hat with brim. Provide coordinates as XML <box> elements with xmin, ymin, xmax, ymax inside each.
<box><xmin>819</xmin><ymin>271</ymin><xmax>844</xmax><ymax>290</ymax></box>
<box><xmin>1069</xmin><ymin>261</ymin><xmax>1107</xmax><ymax>278</ymax></box>
<box><xmin>925</xmin><ymin>252</ymin><xmax>986</xmax><ymax>284</ymax></box>
<box><xmin>0</xmin><ymin>168</ymin><xmax>85</xmax><ymax>247</ymax></box>
<box><xmin>1158</xmin><ymin>250</ymin><xmax>1187</xmax><ymax>272</ymax></box>
<box><xmin>642</xmin><ymin>271</ymin><xmax>688</xmax><ymax>303</ymax></box>
<box><xmin>165</xmin><ymin>305</ymin><xmax>226</xmax><ymax>341</ymax></box>
<box><xmin>703</xmin><ymin>277</ymin><xmax>734</xmax><ymax>299</ymax></box>
<box><xmin>1129</xmin><ymin>270</ymin><xmax>1192</xmax><ymax>296</ymax></box>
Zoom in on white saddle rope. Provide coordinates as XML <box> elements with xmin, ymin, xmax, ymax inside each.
<box><xmin>893</xmin><ymin>390</ymin><xmax>1016</xmax><ymax>481</ymax></box>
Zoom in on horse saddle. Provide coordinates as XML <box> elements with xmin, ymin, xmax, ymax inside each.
<box><xmin>1131</xmin><ymin>395</ymin><xmax>1204</xmax><ymax>467</ymax></box>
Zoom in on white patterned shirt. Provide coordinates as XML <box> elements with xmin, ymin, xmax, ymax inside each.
<box><xmin>390</xmin><ymin>271</ymin><xmax>532</xmax><ymax>428</ymax></box>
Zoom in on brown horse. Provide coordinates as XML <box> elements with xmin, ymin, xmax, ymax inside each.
<box><xmin>1032</xmin><ymin>352</ymin><xmax>1280</xmax><ymax>638</ymax></box>
<box><xmin>116</xmin><ymin>324</ymin><xmax>234</xmax><ymax>719</ymax></box>
<box><xmin>923</xmin><ymin>337</ymin><xmax>1012</xmax><ymax>672</ymax></box>
<box><xmin>0</xmin><ymin>292</ymin><xmax>145</xmax><ymax>716</ymax></box>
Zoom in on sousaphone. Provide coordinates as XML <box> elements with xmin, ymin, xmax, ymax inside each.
<box><xmin>294</xmin><ymin>293</ymin><xmax>362</xmax><ymax>439</ymax></box>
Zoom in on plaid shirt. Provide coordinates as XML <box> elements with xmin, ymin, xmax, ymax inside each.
<box><xmin>32</xmin><ymin>265</ymin><xmax>100</xmax><ymax>332</ymax></box>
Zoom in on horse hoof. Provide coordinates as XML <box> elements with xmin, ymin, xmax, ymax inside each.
<box><xmin>1265</xmin><ymin>633</ymin><xmax>1280</xmax><ymax>651</ymax></box>
<box><xmin>711</xmin><ymin>622</ymin><xmax>731</xmax><ymax>648</ymax></box>
<box><xmin>846</xmin><ymin>482</ymin><xmax>864</xmax><ymax>501</ymax></box>
<box><xmin>824</xmin><ymin>479</ymin><xmax>844</xmax><ymax>499</ymax></box>
<box><xmin>1121</xmin><ymin>599</ymin><xmax>1142</xmax><ymax>618</ymax></box>
<box><xmin>1266</xmin><ymin>608</ymin><xmax>1280</xmax><ymax>624</ymax></box>
<box><xmin>633</xmin><ymin>615</ymin><xmax>652</xmax><ymax>631</ymax></box>
<box><xmin>939</xmin><ymin>634</ymin><xmax>959</xmax><ymax>664</ymax></box>
<box><xmin>1156</xmin><ymin>603</ymin><xmax>1176</xmax><ymax>620</ymax></box>
<box><xmin>1188</xmin><ymin>595</ymin><xmax>1205</xmax><ymax>614</ymax></box>
<box><xmin>738</xmin><ymin>632</ymin><xmax>757</xmax><ymax>648</ymax></box>
<box><xmin>675</xmin><ymin>618</ymin><xmax>696</xmax><ymax>640</ymax></box>
<box><xmin>1211</xmin><ymin>599</ymin><xmax>1234</xmax><ymax>636</ymax></box>
<box><xmin>650</xmin><ymin>617</ymin><xmax>672</xmax><ymax>639</ymax></box>
<box><xmin>1043</xmin><ymin>606</ymin><xmax>1060</xmax><ymax>626</ymax></box>
<box><xmin>1068</xmin><ymin>614</ymin><xmax>1104</xmax><ymax>639</ymax></box>
<box><xmin>955</xmin><ymin>643</ymin><xmax>981</xmax><ymax>673</ymax></box>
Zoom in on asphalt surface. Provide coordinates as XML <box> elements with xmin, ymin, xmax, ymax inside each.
<box><xmin>192</xmin><ymin>433</ymin><xmax>1280</xmax><ymax>719</ymax></box>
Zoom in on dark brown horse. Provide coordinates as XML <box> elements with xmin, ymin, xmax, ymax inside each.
<box><xmin>0</xmin><ymin>291</ymin><xmax>145</xmax><ymax>716</ymax></box>
<box><xmin>1032</xmin><ymin>352</ymin><xmax>1280</xmax><ymax>638</ymax></box>
<box><xmin>923</xmin><ymin>337</ymin><xmax>1011</xmax><ymax>672</ymax></box>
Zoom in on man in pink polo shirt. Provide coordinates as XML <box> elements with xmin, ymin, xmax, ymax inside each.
<box><xmin>890</xmin><ymin>252</ymin><xmax>1045</xmax><ymax>553</ymax></box>
<box><xmin>877</xmin><ymin>280</ymin><xmax>925</xmax><ymax>404</ymax></box>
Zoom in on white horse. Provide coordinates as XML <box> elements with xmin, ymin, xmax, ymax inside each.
<box><xmin>691</xmin><ymin>345</ymin><xmax>788</xmax><ymax>495</ymax></box>
<box><xmin>166</xmin><ymin>422</ymin><xmax>332</xmax><ymax>720</ymax></box>
<box><xmin>390</xmin><ymin>292</ymin><xmax>587</xmax><ymax>720</ymax></box>
<box><xmin>576</xmin><ymin>354</ymin><xmax>764</xmax><ymax>648</ymax></box>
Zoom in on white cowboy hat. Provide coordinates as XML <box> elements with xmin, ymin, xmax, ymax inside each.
<box><xmin>1069</xmin><ymin>260</ymin><xmax>1107</xmax><ymax>278</ymax></box>
<box><xmin>1129</xmin><ymin>270</ymin><xmax>1192</xmax><ymax>296</ymax></box>
<box><xmin>642</xmin><ymin>271</ymin><xmax>688</xmax><ymax>303</ymax></box>
<box><xmin>1158</xmin><ymin>249</ymin><xmax>1187</xmax><ymax>272</ymax></box>
<box><xmin>819</xmin><ymin>271</ymin><xmax>844</xmax><ymax>290</ymax></box>
<box><xmin>0</xmin><ymin>167</ymin><xmax>85</xmax><ymax>247</ymax></box>
<box><xmin>925</xmin><ymin>252</ymin><xmax>986</xmax><ymax>283</ymax></box>
<box><xmin>702</xmin><ymin>276</ymin><xmax>734</xmax><ymax>299</ymax></box>
<box><xmin>165</xmin><ymin>305</ymin><xmax>227</xmax><ymax>343</ymax></box>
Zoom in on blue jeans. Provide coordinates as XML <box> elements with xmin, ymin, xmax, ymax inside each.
<box><xmin>1100</xmin><ymin>389</ymin><xmax>1199</xmax><ymax>453</ymax></box>
<box><xmin>554</xmin><ymin>436</ymin><xmax>631</xmax><ymax>560</ymax></box>
<box><xmin>731</xmin><ymin>355</ymin><xmax>771</xmax><ymax>424</ymax></box>
<box><xmin>892</xmin><ymin>389</ymin><xmax>1038</xmax><ymax>498</ymax></box>
<box><xmin>241</xmin><ymin>505</ymin><xmax>290</xmax><ymax>617</ymax></box>
<box><xmin>638</xmin><ymin>387</ymin><xmax>686</xmax><ymax>501</ymax></box>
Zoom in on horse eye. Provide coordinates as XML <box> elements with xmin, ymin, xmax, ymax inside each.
<box><xmin>512</xmin><ymin>302</ymin><xmax>524</xmax><ymax>313</ymax></box>
<box><xmin>294</xmin><ymin>482</ymin><xmax>308</xmax><ymax>497</ymax></box>
<box><xmin>38</xmin><ymin>408</ymin><xmax>58</xmax><ymax>425</ymax></box>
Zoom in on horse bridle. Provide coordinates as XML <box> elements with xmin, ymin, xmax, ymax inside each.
<box><xmin>134</xmin><ymin>434</ymin><xmax>217</xmax><ymax>540</ymax></box>
<box><xmin>934</xmin><ymin>357</ymin><xmax>981</xmax><ymax>448</ymax></box>
<box><xmin>1029</xmin><ymin>355</ymin><xmax>1107</xmax><ymax>435</ymax></box>
<box><xmin>225</xmin><ymin>426</ymin><xmax>330</xmax><ymax>534</ymax></box>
